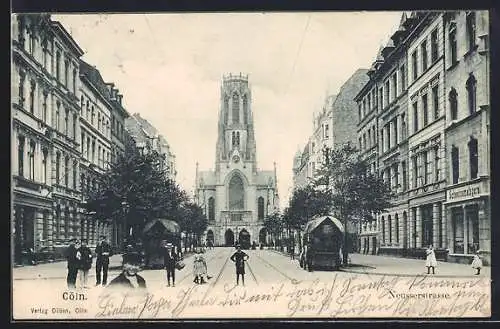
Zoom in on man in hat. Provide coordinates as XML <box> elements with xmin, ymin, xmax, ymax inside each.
<box><xmin>164</xmin><ymin>242</ymin><xmax>178</xmax><ymax>287</ymax></box>
<box><xmin>107</xmin><ymin>252</ymin><xmax>146</xmax><ymax>289</ymax></box>
<box><xmin>66</xmin><ymin>238</ymin><xmax>79</xmax><ymax>289</ymax></box>
<box><xmin>230</xmin><ymin>244</ymin><xmax>249</xmax><ymax>286</ymax></box>
<box><xmin>95</xmin><ymin>235</ymin><xmax>112</xmax><ymax>286</ymax></box>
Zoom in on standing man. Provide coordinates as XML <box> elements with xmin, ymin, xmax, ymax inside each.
<box><xmin>95</xmin><ymin>235</ymin><xmax>112</xmax><ymax>286</ymax></box>
<box><xmin>77</xmin><ymin>239</ymin><xmax>93</xmax><ymax>289</ymax></box>
<box><xmin>164</xmin><ymin>242</ymin><xmax>178</xmax><ymax>287</ymax></box>
<box><xmin>230</xmin><ymin>245</ymin><xmax>249</xmax><ymax>286</ymax></box>
<box><xmin>66</xmin><ymin>238</ymin><xmax>78</xmax><ymax>289</ymax></box>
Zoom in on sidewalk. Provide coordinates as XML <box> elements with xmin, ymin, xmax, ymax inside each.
<box><xmin>12</xmin><ymin>255</ymin><xmax>123</xmax><ymax>281</ymax></box>
<box><xmin>270</xmin><ymin>249</ymin><xmax>490</xmax><ymax>278</ymax></box>
<box><xmin>342</xmin><ymin>253</ymin><xmax>491</xmax><ymax>278</ymax></box>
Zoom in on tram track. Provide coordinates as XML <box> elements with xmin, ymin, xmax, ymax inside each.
<box><xmin>252</xmin><ymin>250</ymin><xmax>299</xmax><ymax>283</ymax></box>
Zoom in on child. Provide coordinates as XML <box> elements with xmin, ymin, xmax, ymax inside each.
<box><xmin>471</xmin><ymin>252</ymin><xmax>483</xmax><ymax>275</ymax></box>
<box><xmin>425</xmin><ymin>245</ymin><xmax>437</xmax><ymax>275</ymax></box>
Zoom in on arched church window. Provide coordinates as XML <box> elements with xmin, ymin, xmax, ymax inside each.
<box><xmin>258</xmin><ymin>197</ymin><xmax>265</xmax><ymax>220</ymax></box>
<box><xmin>208</xmin><ymin>197</ymin><xmax>215</xmax><ymax>221</ymax></box>
<box><xmin>229</xmin><ymin>175</ymin><xmax>244</xmax><ymax>209</ymax></box>
<box><xmin>232</xmin><ymin>131</ymin><xmax>236</xmax><ymax>146</ymax></box>
<box><xmin>224</xmin><ymin>96</ymin><xmax>229</xmax><ymax>125</ymax></box>
<box><xmin>236</xmin><ymin>132</ymin><xmax>240</xmax><ymax>147</ymax></box>
<box><xmin>242</xmin><ymin>95</ymin><xmax>248</xmax><ymax>124</ymax></box>
<box><xmin>232</xmin><ymin>93</ymin><xmax>240</xmax><ymax>124</ymax></box>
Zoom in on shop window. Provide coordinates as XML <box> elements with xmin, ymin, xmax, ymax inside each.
<box><xmin>452</xmin><ymin>207</ymin><xmax>464</xmax><ymax>254</ymax></box>
<box><xmin>421</xmin><ymin>205</ymin><xmax>433</xmax><ymax>247</ymax></box>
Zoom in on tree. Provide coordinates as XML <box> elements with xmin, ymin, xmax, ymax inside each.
<box><xmin>177</xmin><ymin>201</ymin><xmax>208</xmax><ymax>251</ymax></box>
<box><xmin>83</xmin><ymin>135</ymin><xmax>188</xmax><ymax>245</ymax></box>
<box><xmin>313</xmin><ymin>142</ymin><xmax>394</xmax><ymax>265</ymax></box>
<box><xmin>263</xmin><ymin>211</ymin><xmax>284</xmax><ymax>249</ymax></box>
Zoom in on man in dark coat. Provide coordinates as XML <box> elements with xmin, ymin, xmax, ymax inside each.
<box><xmin>95</xmin><ymin>235</ymin><xmax>112</xmax><ymax>286</ymax></box>
<box><xmin>66</xmin><ymin>238</ymin><xmax>78</xmax><ymax>289</ymax></box>
<box><xmin>107</xmin><ymin>252</ymin><xmax>147</xmax><ymax>290</ymax></box>
<box><xmin>230</xmin><ymin>245</ymin><xmax>249</xmax><ymax>286</ymax></box>
<box><xmin>77</xmin><ymin>239</ymin><xmax>93</xmax><ymax>288</ymax></box>
<box><xmin>164</xmin><ymin>242</ymin><xmax>178</xmax><ymax>287</ymax></box>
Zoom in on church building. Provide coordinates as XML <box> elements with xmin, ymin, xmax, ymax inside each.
<box><xmin>195</xmin><ymin>73</ymin><xmax>279</xmax><ymax>247</ymax></box>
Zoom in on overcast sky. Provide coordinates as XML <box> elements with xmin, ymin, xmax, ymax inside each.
<box><xmin>54</xmin><ymin>12</ymin><xmax>403</xmax><ymax>208</ymax></box>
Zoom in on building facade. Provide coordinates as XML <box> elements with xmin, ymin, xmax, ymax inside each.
<box><xmin>194</xmin><ymin>74</ymin><xmax>280</xmax><ymax>246</ymax></box>
<box><xmin>125</xmin><ymin>113</ymin><xmax>177</xmax><ymax>180</ymax></box>
<box><xmin>12</xmin><ymin>14</ymin><xmax>84</xmax><ymax>263</ymax></box>
<box><xmin>356</xmin><ymin>10</ymin><xmax>490</xmax><ymax>264</ymax></box>
<box><xmin>79</xmin><ymin>60</ymin><xmax>114</xmax><ymax>246</ymax></box>
<box><xmin>443</xmin><ymin>11</ymin><xmax>490</xmax><ymax>264</ymax></box>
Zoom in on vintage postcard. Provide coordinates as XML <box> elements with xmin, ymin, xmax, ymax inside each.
<box><xmin>11</xmin><ymin>11</ymin><xmax>491</xmax><ymax>320</ymax></box>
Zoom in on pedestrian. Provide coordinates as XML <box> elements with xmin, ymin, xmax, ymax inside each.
<box><xmin>76</xmin><ymin>239</ymin><xmax>93</xmax><ymax>288</ymax></box>
<box><xmin>95</xmin><ymin>235</ymin><xmax>112</xmax><ymax>286</ymax></box>
<box><xmin>193</xmin><ymin>249</ymin><xmax>208</xmax><ymax>284</ymax></box>
<box><xmin>164</xmin><ymin>242</ymin><xmax>178</xmax><ymax>287</ymax></box>
<box><xmin>305</xmin><ymin>243</ymin><xmax>314</xmax><ymax>272</ymax></box>
<box><xmin>425</xmin><ymin>245</ymin><xmax>437</xmax><ymax>275</ymax></box>
<box><xmin>230</xmin><ymin>244</ymin><xmax>249</xmax><ymax>286</ymax></box>
<box><xmin>65</xmin><ymin>238</ymin><xmax>78</xmax><ymax>289</ymax></box>
<box><xmin>290</xmin><ymin>240</ymin><xmax>295</xmax><ymax>260</ymax></box>
<box><xmin>107</xmin><ymin>252</ymin><xmax>146</xmax><ymax>290</ymax></box>
<box><xmin>471</xmin><ymin>251</ymin><xmax>483</xmax><ymax>275</ymax></box>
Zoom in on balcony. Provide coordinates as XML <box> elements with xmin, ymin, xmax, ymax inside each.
<box><xmin>14</xmin><ymin>176</ymin><xmax>45</xmax><ymax>192</ymax></box>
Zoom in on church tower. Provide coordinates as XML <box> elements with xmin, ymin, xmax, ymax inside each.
<box><xmin>215</xmin><ymin>73</ymin><xmax>258</xmax><ymax>173</ymax></box>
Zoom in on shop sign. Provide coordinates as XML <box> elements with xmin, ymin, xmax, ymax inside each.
<box><xmin>447</xmin><ymin>181</ymin><xmax>486</xmax><ymax>202</ymax></box>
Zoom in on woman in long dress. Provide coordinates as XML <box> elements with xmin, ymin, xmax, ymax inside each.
<box><xmin>425</xmin><ymin>245</ymin><xmax>437</xmax><ymax>275</ymax></box>
<box><xmin>471</xmin><ymin>251</ymin><xmax>483</xmax><ymax>275</ymax></box>
<box><xmin>193</xmin><ymin>250</ymin><xmax>207</xmax><ymax>284</ymax></box>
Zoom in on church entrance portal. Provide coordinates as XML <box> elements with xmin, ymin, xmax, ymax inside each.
<box><xmin>225</xmin><ymin>229</ymin><xmax>234</xmax><ymax>247</ymax></box>
<box><xmin>259</xmin><ymin>228</ymin><xmax>267</xmax><ymax>245</ymax></box>
<box><xmin>238</xmin><ymin>229</ymin><xmax>251</xmax><ymax>249</ymax></box>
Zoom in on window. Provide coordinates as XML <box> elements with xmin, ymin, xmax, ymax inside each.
<box><xmin>466</xmin><ymin>74</ymin><xmax>477</xmax><ymax>115</ymax></box>
<box><xmin>358</xmin><ymin>104</ymin><xmax>362</xmax><ymax>121</ymax></box>
<box><xmin>368</xmin><ymin>129</ymin><xmax>372</xmax><ymax>148</ymax></box>
<box><xmin>434</xmin><ymin>146</ymin><xmax>440</xmax><ymax>182</ymax></box>
<box><xmin>92</xmin><ymin>141</ymin><xmax>96</xmax><ymax>164</ymax></box>
<box><xmin>393</xmin><ymin>117</ymin><xmax>398</xmax><ymax>146</ymax></box>
<box><xmin>422</xmin><ymin>93</ymin><xmax>429</xmax><ymax>127</ymax></box>
<box><xmin>29</xmin><ymin>80</ymin><xmax>36</xmax><ymax>114</ymax></box>
<box><xmin>421</xmin><ymin>40</ymin><xmax>428</xmax><ymax>71</ymax></box>
<box><xmin>42</xmin><ymin>148</ymin><xmax>48</xmax><ymax>184</ymax></box>
<box><xmin>451</xmin><ymin>146</ymin><xmax>459</xmax><ymax>184</ymax></box>
<box><xmin>431</xmin><ymin>29</ymin><xmax>439</xmax><ymax>62</ymax></box>
<box><xmin>363</xmin><ymin>133</ymin><xmax>367</xmax><ymax>150</ymax></box>
<box><xmin>86</xmin><ymin>137</ymin><xmax>90</xmax><ymax>160</ymax></box>
<box><xmin>56</xmin><ymin>152</ymin><xmax>61</xmax><ymax>184</ymax></box>
<box><xmin>208</xmin><ymin>197</ymin><xmax>215</xmax><ymax>221</ymax></box>
<box><xmin>64</xmin><ymin>108</ymin><xmax>69</xmax><ymax>136</ymax></box>
<box><xmin>392</xmin><ymin>73</ymin><xmax>398</xmax><ymax>100</ymax></box>
<box><xmin>359</xmin><ymin>137</ymin><xmax>362</xmax><ymax>150</ymax></box>
<box><xmin>449</xmin><ymin>88</ymin><xmax>458</xmax><ymax>120</ymax></box>
<box><xmin>242</xmin><ymin>95</ymin><xmax>248</xmax><ymax>124</ymax></box>
<box><xmin>379</xmin><ymin>88</ymin><xmax>384</xmax><ymax>109</ymax></box>
<box><xmin>80</xmin><ymin>96</ymin><xmax>84</xmax><ymax>110</ymax></box>
<box><xmin>324</xmin><ymin>124</ymin><xmax>330</xmax><ymax>139</ymax></box>
<box><xmin>385</xmin><ymin>80</ymin><xmax>390</xmax><ymax>107</ymax></box>
<box><xmin>367</xmin><ymin>94</ymin><xmax>371</xmax><ymax>111</ymax></box>
<box><xmin>64</xmin><ymin>156</ymin><xmax>69</xmax><ymax>187</ymax></box>
<box><xmin>18</xmin><ymin>70</ymin><xmax>25</xmax><ymax>107</ymax></box>
<box><xmin>73</xmin><ymin>161</ymin><xmax>77</xmax><ymax>189</ymax></box>
<box><xmin>223</xmin><ymin>97</ymin><xmax>229</xmax><ymax>125</ymax></box>
<box><xmin>402</xmin><ymin>161</ymin><xmax>407</xmax><ymax>191</ymax></box>
<box><xmin>432</xmin><ymin>85</ymin><xmax>439</xmax><ymax>120</ymax></box>
<box><xmin>423</xmin><ymin>150</ymin><xmax>429</xmax><ymax>185</ymax></box>
<box><xmin>229</xmin><ymin>175</ymin><xmax>244</xmax><ymax>209</ymax></box>
<box><xmin>18</xmin><ymin>136</ymin><xmax>25</xmax><ymax>177</ymax></box>
<box><xmin>393</xmin><ymin>163</ymin><xmax>399</xmax><ymax>191</ymax></box>
<box><xmin>55</xmin><ymin>103</ymin><xmax>60</xmax><ymax>131</ymax></box>
<box><xmin>64</xmin><ymin>60</ymin><xmax>69</xmax><ymax>87</ymax></box>
<box><xmin>400</xmin><ymin>64</ymin><xmax>406</xmax><ymax>92</ymax></box>
<box><xmin>395</xmin><ymin>214</ymin><xmax>399</xmax><ymax>243</ymax></box>
<box><xmin>73</xmin><ymin>114</ymin><xmax>77</xmax><ymax>140</ymax></box>
<box><xmin>449</xmin><ymin>24</ymin><xmax>457</xmax><ymax>65</ymax></box>
<box><xmin>412</xmin><ymin>51</ymin><xmax>418</xmax><ymax>80</ymax></box>
<box><xmin>381</xmin><ymin>216</ymin><xmax>385</xmax><ymax>243</ymax></box>
<box><xmin>55</xmin><ymin>51</ymin><xmax>61</xmax><ymax>81</ymax></box>
<box><xmin>86</xmin><ymin>101</ymin><xmax>90</xmax><ymax>119</ymax></box>
<box><xmin>232</xmin><ymin>93</ymin><xmax>240</xmax><ymax>124</ymax></box>
<box><xmin>42</xmin><ymin>41</ymin><xmax>48</xmax><ymax>69</ymax></box>
<box><xmin>18</xmin><ymin>17</ymin><xmax>25</xmax><ymax>46</ymax></box>
<box><xmin>466</xmin><ymin>12</ymin><xmax>476</xmax><ymax>51</ymax></box>
<box><xmin>469</xmin><ymin>137</ymin><xmax>478</xmax><ymax>179</ymax></box>
<box><xmin>258</xmin><ymin>197</ymin><xmax>265</xmax><ymax>220</ymax></box>
<box><xmin>412</xmin><ymin>156</ymin><xmax>418</xmax><ymax>188</ymax></box>
<box><xmin>98</xmin><ymin>145</ymin><xmax>101</xmax><ymax>167</ymax></box>
<box><xmin>388</xmin><ymin>215</ymin><xmax>392</xmax><ymax>244</ymax></box>
<box><xmin>386</xmin><ymin>125</ymin><xmax>390</xmax><ymax>150</ymax></box>
<box><xmin>72</xmin><ymin>69</ymin><xmax>77</xmax><ymax>94</ymax></box>
<box><xmin>412</xmin><ymin>101</ymin><xmax>419</xmax><ymax>132</ymax></box>
<box><xmin>380</xmin><ymin>129</ymin><xmax>384</xmax><ymax>151</ymax></box>
<box><xmin>28</xmin><ymin>141</ymin><xmax>35</xmax><ymax>180</ymax></box>
<box><xmin>91</xmin><ymin>106</ymin><xmax>95</xmax><ymax>124</ymax></box>
<box><xmin>401</xmin><ymin>113</ymin><xmax>407</xmax><ymax>140</ymax></box>
<box><xmin>42</xmin><ymin>92</ymin><xmax>48</xmax><ymax>123</ymax></box>
<box><xmin>28</xmin><ymin>26</ymin><xmax>35</xmax><ymax>55</ymax></box>
<box><xmin>98</xmin><ymin>113</ymin><xmax>101</xmax><ymax>131</ymax></box>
